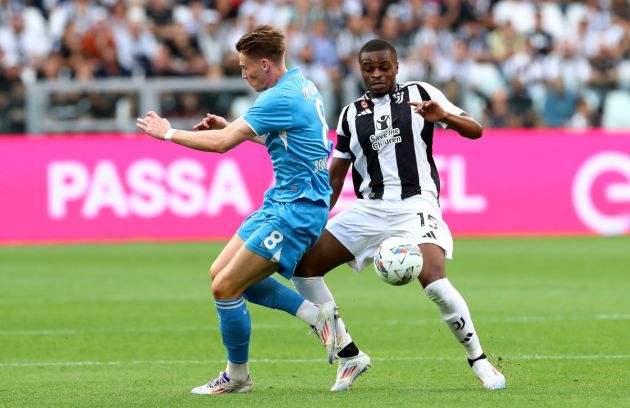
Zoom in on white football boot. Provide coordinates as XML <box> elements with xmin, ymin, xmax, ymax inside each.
<box><xmin>315</xmin><ymin>301</ymin><xmax>338</xmax><ymax>364</ymax></box>
<box><xmin>191</xmin><ymin>371</ymin><xmax>253</xmax><ymax>395</ymax></box>
<box><xmin>471</xmin><ymin>359</ymin><xmax>506</xmax><ymax>390</ymax></box>
<box><xmin>330</xmin><ymin>351</ymin><xmax>371</xmax><ymax>391</ymax></box>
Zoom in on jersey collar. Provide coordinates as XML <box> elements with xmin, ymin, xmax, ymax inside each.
<box><xmin>364</xmin><ymin>84</ymin><xmax>401</xmax><ymax>101</ymax></box>
<box><xmin>277</xmin><ymin>67</ymin><xmax>301</xmax><ymax>86</ymax></box>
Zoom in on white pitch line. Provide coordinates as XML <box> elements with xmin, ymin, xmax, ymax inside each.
<box><xmin>0</xmin><ymin>323</ymin><xmax>300</xmax><ymax>336</ymax></box>
<box><xmin>1</xmin><ymin>355</ymin><xmax>629</xmax><ymax>368</ymax></box>
<box><xmin>2</xmin><ymin>314</ymin><xmax>629</xmax><ymax>337</ymax></box>
<box><xmin>384</xmin><ymin>313</ymin><xmax>630</xmax><ymax>326</ymax></box>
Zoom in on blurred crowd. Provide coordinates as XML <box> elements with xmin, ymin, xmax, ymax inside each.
<box><xmin>2</xmin><ymin>0</ymin><xmax>630</xmax><ymax>134</ymax></box>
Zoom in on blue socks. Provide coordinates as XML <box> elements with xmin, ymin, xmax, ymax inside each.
<box><xmin>215</xmin><ymin>297</ymin><xmax>251</xmax><ymax>364</ymax></box>
<box><xmin>243</xmin><ymin>276</ymin><xmax>305</xmax><ymax>316</ymax></box>
<box><xmin>215</xmin><ymin>278</ymin><xmax>306</xmax><ymax>364</ymax></box>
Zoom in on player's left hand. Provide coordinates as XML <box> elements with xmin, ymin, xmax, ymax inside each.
<box><xmin>408</xmin><ymin>101</ymin><xmax>448</xmax><ymax>123</ymax></box>
<box><xmin>136</xmin><ymin>111</ymin><xmax>171</xmax><ymax>140</ymax></box>
<box><xmin>192</xmin><ymin>113</ymin><xmax>229</xmax><ymax>131</ymax></box>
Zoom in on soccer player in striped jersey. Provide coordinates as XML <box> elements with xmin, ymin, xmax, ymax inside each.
<box><xmin>291</xmin><ymin>39</ymin><xmax>506</xmax><ymax>391</ymax></box>
<box><xmin>137</xmin><ymin>25</ymin><xmax>338</xmax><ymax>395</ymax></box>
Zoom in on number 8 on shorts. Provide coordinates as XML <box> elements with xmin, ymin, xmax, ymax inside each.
<box><xmin>263</xmin><ymin>231</ymin><xmax>284</xmax><ymax>249</ymax></box>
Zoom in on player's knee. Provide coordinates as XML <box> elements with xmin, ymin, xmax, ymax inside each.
<box><xmin>211</xmin><ymin>278</ymin><xmax>229</xmax><ymax>300</ymax></box>
<box><xmin>211</xmin><ymin>274</ymin><xmax>239</xmax><ymax>300</ymax></box>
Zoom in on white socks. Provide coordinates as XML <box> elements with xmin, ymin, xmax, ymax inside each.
<box><xmin>424</xmin><ymin>278</ymin><xmax>483</xmax><ymax>359</ymax></box>
<box><xmin>291</xmin><ymin>276</ymin><xmax>335</xmax><ymax>304</ymax></box>
<box><xmin>292</xmin><ymin>276</ymin><xmax>353</xmax><ymax>349</ymax></box>
<box><xmin>226</xmin><ymin>361</ymin><xmax>249</xmax><ymax>383</ymax></box>
<box><xmin>295</xmin><ymin>300</ymin><xmax>319</xmax><ymax>326</ymax></box>
<box><xmin>292</xmin><ymin>277</ymin><xmax>484</xmax><ymax>361</ymax></box>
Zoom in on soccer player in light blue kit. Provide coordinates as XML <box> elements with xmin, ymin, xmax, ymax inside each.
<box><xmin>136</xmin><ymin>25</ymin><xmax>337</xmax><ymax>394</ymax></box>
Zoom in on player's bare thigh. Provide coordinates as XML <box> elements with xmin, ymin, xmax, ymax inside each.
<box><xmin>211</xmin><ymin>245</ymin><xmax>278</xmax><ymax>300</ymax></box>
<box><xmin>418</xmin><ymin>243</ymin><xmax>446</xmax><ymax>288</ymax></box>
<box><xmin>294</xmin><ymin>229</ymin><xmax>355</xmax><ymax>278</ymax></box>
<box><xmin>209</xmin><ymin>234</ymin><xmax>245</xmax><ymax>281</ymax></box>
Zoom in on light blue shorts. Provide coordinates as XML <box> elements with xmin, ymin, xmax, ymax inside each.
<box><xmin>237</xmin><ymin>199</ymin><xmax>328</xmax><ymax>279</ymax></box>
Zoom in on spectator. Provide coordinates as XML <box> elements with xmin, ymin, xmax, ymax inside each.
<box><xmin>527</xmin><ymin>10</ymin><xmax>554</xmax><ymax>57</ymax></box>
<box><xmin>484</xmin><ymin>88</ymin><xmax>512</xmax><ymax>128</ymax></box>
<box><xmin>0</xmin><ymin>56</ymin><xmax>25</xmax><ymax>133</ymax></box>
<box><xmin>567</xmin><ymin>97</ymin><xmax>594</xmax><ymax>130</ymax></box>
<box><xmin>149</xmin><ymin>43</ymin><xmax>187</xmax><ymax>77</ymax></box>
<box><xmin>487</xmin><ymin>21</ymin><xmax>525</xmax><ymax>63</ymax></box>
<box><xmin>0</xmin><ymin>0</ymin><xmax>24</xmax><ymax>26</ymax></box>
<box><xmin>81</xmin><ymin>14</ymin><xmax>129</xmax><ymax>77</ymax></box>
<box><xmin>379</xmin><ymin>14</ymin><xmax>410</xmax><ymax>56</ymax></box>
<box><xmin>411</xmin><ymin>4</ymin><xmax>454</xmax><ymax>59</ymax></box>
<box><xmin>309</xmin><ymin>19</ymin><xmax>339</xmax><ymax>68</ymax></box>
<box><xmin>336</xmin><ymin>13</ymin><xmax>375</xmax><ymax>73</ymax></box>
<box><xmin>507</xmin><ymin>77</ymin><xmax>536</xmax><ymax>128</ymax></box>
<box><xmin>50</xmin><ymin>21</ymin><xmax>81</xmax><ymax>78</ymax></box>
<box><xmin>322</xmin><ymin>0</ymin><xmax>347</xmax><ymax>37</ymax></box>
<box><xmin>164</xmin><ymin>23</ymin><xmax>205</xmax><ymax>75</ymax></box>
<box><xmin>434</xmin><ymin>39</ymin><xmax>476</xmax><ymax>86</ymax></box>
<box><xmin>0</xmin><ymin>12</ymin><xmax>50</xmax><ymax>70</ymax></box>
<box><xmin>48</xmin><ymin>0</ymin><xmax>107</xmax><ymax>42</ymax></box>
<box><xmin>442</xmin><ymin>0</ymin><xmax>486</xmax><ymax>30</ymax></box>
<box><xmin>113</xmin><ymin>7</ymin><xmax>159</xmax><ymax>76</ymax></box>
<box><xmin>287</xmin><ymin>0</ymin><xmax>321</xmax><ymax>31</ymax></box>
<box><xmin>458</xmin><ymin>18</ymin><xmax>493</xmax><ymax>63</ymax></box>
<box><xmin>362</xmin><ymin>0</ymin><xmax>386</xmax><ymax>30</ymax></box>
<box><xmin>175</xmin><ymin>0</ymin><xmax>213</xmax><ymax>37</ymax></box>
<box><xmin>542</xmin><ymin>78</ymin><xmax>578</xmax><ymax>128</ymax></box>
<box><xmin>197</xmin><ymin>9</ymin><xmax>225</xmax><ymax>77</ymax></box>
<box><xmin>545</xmin><ymin>39</ymin><xmax>591</xmax><ymax>92</ymax></box>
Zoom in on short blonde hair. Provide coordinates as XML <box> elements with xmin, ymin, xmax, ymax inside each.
<box><xmin>235</xmin><ymin>25</ymin><xmax>286</xmax><ymax>63</ymax></box>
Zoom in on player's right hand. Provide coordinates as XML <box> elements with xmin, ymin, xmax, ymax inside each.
<box><xmin>136</xmin><ymin>111</ymin><xmax>171</xmax><ymax>140</ymax></box>
<box><xmin>408</xmin><ymin>100</ymin><xmax>448</xmax><ymax>123</ymax></box>
<box><xmin>192</xmin><ymin>114</ymin><xmax>229</xmax><ymax>131</ymax></box>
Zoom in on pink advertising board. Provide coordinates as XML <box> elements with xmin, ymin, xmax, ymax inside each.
<box><xmin>1</xmin><ymin>130</ymin><xmax>629</xmax><ymax>244</ymax></box>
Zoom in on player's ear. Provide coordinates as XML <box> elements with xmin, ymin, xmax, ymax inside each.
<box><xmin>261</xmin><ymin>59</ymin><xmax>270</xmax><ymax>73</ymax></box>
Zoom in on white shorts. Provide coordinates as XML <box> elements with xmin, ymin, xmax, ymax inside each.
<box><xmin>326</xmin><ymin>194</ymin><xmax>454</xmax><ymax>272</ymax></box>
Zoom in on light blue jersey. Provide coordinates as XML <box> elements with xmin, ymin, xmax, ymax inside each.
<box><xmin>243</xmin><ymin>67</ymin><xmax>332</xmax><ymax>206</ymax></box>
<box><xmin>238</xmin><ymin>68</ymin><xmax>332</xmax><ymax>278</ymax></box>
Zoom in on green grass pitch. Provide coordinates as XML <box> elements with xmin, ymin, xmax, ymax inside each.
<box><xmin>1</xmin><ymin>237</ymin><xmax>629</xmax><ymax>407</ymax></box>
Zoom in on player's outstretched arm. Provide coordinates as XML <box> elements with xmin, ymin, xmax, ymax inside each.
<box><xmin>408</xmin><ymin>101</ymin><xmax>483</xmax><ymax>139</ymax></box>
<box><xmin>329</xmin><ymin>157</ymin><xmax>351</xmax><ymax>210</ymax></box>
<box><xmin>137</xmin><ymin>112</ymin><xmax>256</xmax><ymax>153</ymax></box>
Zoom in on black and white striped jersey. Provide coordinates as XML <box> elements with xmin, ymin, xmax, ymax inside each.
<box><xmin>334</xmin><ymin>81</ymin><xmax>463</xmax><ymax>201</ymax></box>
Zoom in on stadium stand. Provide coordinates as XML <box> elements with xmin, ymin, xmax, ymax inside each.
<box><xmin>2</xmin><ymin>0</ymin><xmax>630</xmax><ymax>134</ymax></box>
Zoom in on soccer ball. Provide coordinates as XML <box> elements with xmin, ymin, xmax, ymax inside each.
<box><xmin>373</xmin><ymin>237</ymin><xmax>423</xmax><ymax>286</ymax></box>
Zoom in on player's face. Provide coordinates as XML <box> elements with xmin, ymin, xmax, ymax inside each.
<box><xmin>239</xmin><ymin>52</ymin><xmax>268</xmax><ymax>92</ymax></box>
<box><xmin>359</xmin><ymin>49</ymin><xmax>399</xmax><ymax>97</ymax></box>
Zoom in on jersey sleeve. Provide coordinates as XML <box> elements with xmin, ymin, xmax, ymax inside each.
<box><xmin>242</xmin><ymin>90</ymin><xmax>293</xmax><ymax>135</ymax></box>
<box><xmin>333</xmin><ymin>104</ymin><xmax>351</xmax><ymax>159</ymax></box>
<box><xmin>420</xmin><ymin>81</ymin><xmax>464</xmax><ymax>129</ymax></box>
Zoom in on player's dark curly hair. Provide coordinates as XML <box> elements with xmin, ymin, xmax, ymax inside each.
<box><xmin>236</xmin><ymin>25</ymin><xmax>286</xmax><ymax>63</ymax></box>
<box><xmin>358</xmin><ymin>39</ymin><xmax>398</xmax><ymax>60</ymax></box>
